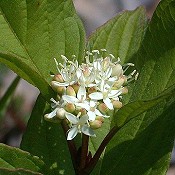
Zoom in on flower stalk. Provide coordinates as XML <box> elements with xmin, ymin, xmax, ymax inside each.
<box><xmin>80</xmin><ymin>134</ymin><xmax>89</xmax><ymax>170</ymax></box>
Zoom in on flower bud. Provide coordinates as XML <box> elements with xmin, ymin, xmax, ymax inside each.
<box><xmin>90</xmin><ymin>120</ymin><xmax>102</xmax><ymax>129</ymax></box>
<box><xmin>44</xmin><ymin>114</ymin><xmax>61</xmax><ymax>123</ymax></box>
<box><xmin>65</xmin><ymin>103</ymin><xmax>75</xmax><ymax>113</ymax></box>
<box><xmin>82</xmin><ymin>65</ymin><xmax>90</xmax><ymax>77</ymax></box>
<box><xmin>122</xmin><ymin>87</ymin><xmax>128</xmax><ymax>94</ymax></box>
<box><xmin>56</xmin><ymin>86</ymin><xmax>65</xmax><ymax>95</ymax></box>
<box><xmin>102</xmin><ymin>57</ymin><xmax>110</xmax><ymax>70</ymax></box>
<box><xmin>66</xmin><ymin>86</ymin><xmax>76</xmax><ymax>96</ymax></box>
<box><xmin>71</xmin><ymin>83</ymin><xmax>79</xmax><ymax>94</ymax></box>
<box><xmin>112</xmin><ymin>100</ymin><xmax>122</xmax><ymax>109</ymax></box>
<box><xmin>98</xmin><ymin>103</ymin><xmax>109</xmax><ymax>114</ymax></box>
<box><xmin>51</xmin><ymin>81</ymin><xmax>65</xmax><ymax>94</ymax></box>
<box><xmin>114</xmin><ymin>77</ymin><xmax>125</xmax><ymax>88</ymax></box>
<box><xmin>79</xmin><ymin>108</ymin><xmax>87</xmax><ymax>115</ymax></box>
<box><xmin>53</xmin><ymin>74</ymin><xmax>64</xmax><ymax>82</ymax></box>
<box><xmin>44</xmin><ymin>114</ymin><xmax>50</xmax><ymax>121</ymax></box>
<box><xmin>56</xmin><ymin>94</ymin><xmax>61</xmax><ymax>101</ymax></box>
<box><xmin>95</xmin><ymin>116</ymin><xmax>104</xmax><ymax>123</ymax></box>
<box><xmin>123</xmin><ymin>75</ymin><xmax>127</xmax><ymax>84</ymax></box>
<box><xmin>56</xmin><ymin>108</ymin><xmax>66</xmax><ymax>119</ymax></box>
<box><xmin>111</xmin><ymin>64</ymin><xmax>123</xmax><ymax>77</ymax></box>
<box><xmin>88</xmin><ymin>87</ymin><xmax>96</xmax><ymax>95</ymax></box>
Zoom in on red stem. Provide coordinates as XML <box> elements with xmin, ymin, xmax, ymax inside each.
<box><xmin>84</xmin><ymin>126</ymin><xmax>119</xmax><ymax>174</ymax></box>
<box><xmin>80</xmin><ymin>134</ymin><xmax>89</xmax><ymax>170</ymax></box>
<box><xmin>61</xmin><ymin>120</ymin><xmax>78</xmax><ymax>173</ymax></box>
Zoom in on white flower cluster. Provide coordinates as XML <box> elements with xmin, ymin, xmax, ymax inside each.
<box><xmin>44</xmin><ymin>49</ymin><xmax>138</xmax><ymax>140</ymax></box>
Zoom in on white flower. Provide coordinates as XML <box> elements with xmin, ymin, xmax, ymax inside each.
<box><xmin>53</xmin><ymin>56</ymin><xmax>79</xmax><ymax>87</ymax></box>
<box><xmin>76</xmin><ymin>65</ymin><xmax>96</xmax><ymax>88</ymax></box>
<box><xmin>76</xmin><ymin>100</ymin><xmax>109</xmax><ymax>121</ymax></box>
<box><xmin>62</xmin><ymin>85</ymin><xmax>87</xmax><ymax>105</ymax></box>
<box><xmin>44</xmin><ymin>98</ymin><xmax>66</xmax><ymax>121</ymax></box>
<box><xmin>65</xmin><ymin>112</ymin><xmax>96</xmax><ymax>140</ymax></box>
<box><xmin>89</xmin><ymin>80</ymin><xmax>122</xmax><ymax>110</ymax></box>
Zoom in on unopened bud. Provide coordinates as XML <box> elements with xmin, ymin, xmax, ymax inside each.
<box><xmin>44</xmin><ymin>114</ymin><xmax>61</xmax><ymax>123</ymax></box>
<box><xmin>88</xmin><ymin>87</ymin><xmax>96</xmax><ymax>95</ymax></box>
<box><xmin>44</xmin><ymin>114</ymin><xmax>50</xmax><ymax>121</ymax></box>
<box><xmin>123</xmin><ymin>75</ymin><xmax>127</xmax><ymax>84</ymax></box>
<box><xmin>66</xmin><ymin>86</ymin><xmax>76</xmax><ymax>96</ymax></box>
<box><xmin>65</xmin><ymin>103</ymin><xmax>75</xmax><ymax>113</ymax></box>
<box><xmin>74</xmin><ymin>107</ymin><xmax>87</xmax><ymax>115</ymax></box>
<box><xmin>103</xmin><ymin>57</ymin><xmax>110</xmax><ymax>70</ymax></box>
<box><xmin>90</xmin><ymin>120</ymin><xmax>102</xmax><ymax>129</ymax></box>
<box><xmin>98</xmin><ymin>103</ymin><xmax>109</xmax><ymax>114</ymax></box>
<box><xmin>51</xmin><ymin>81</ymin><xmax>65</xmax><ymax>94</ymax></box>
<box><xmin>56</xmin><ymin>94</ymin><xmax>61</xmax><ymax>101</ymax></box>
<box><xmin>122</xmin><ymin>87</ymin><xmax>128</xmax><ymax>94</ymax></box>
<box><xmin>83</xmin><ymin>66</ymin><xmax>90</xmax><ymax>77</ymax></box>
<box><xmin>114</xmin><ymin>77</ymin><xmax>125</xmax><ymax>88</ymax></box>
<box><xmin>56</xmin><ymin>86</ymin><xmax>65</xmax><ymax>94</ymax></box>
<box><xmin>79</xmin><ymin>108</ymin><xmax>87</xmax><ymax>115</ymax></box>
<box><xmin>112</xmin><ymin>100</ymin><xmax>122</xmax><ymax>109</ymax></box>
<box><xmin>95</xmin><ymin>116</ymin><xmax>104</xmax><ymax>123</ymax></box>
<box><xmin>53</xmin><ymin>74</ymin><xmax>64</xmax><ymax>82</ymax></box>
<box><xmin>56</xmin><ymin>108</ymin><xmax>66</xmax><ymax>119</ymax></box>
<box><xmin>111</xmin><ymin>64</ymin><xmax>123</xmax><ymax>77</ymax></box>
<box><xmin>71</xmin><ymin>83</ymin><xmax>79</xmax><ymax>93</ymax></box>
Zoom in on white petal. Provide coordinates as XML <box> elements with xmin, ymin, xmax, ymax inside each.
<box><xmin>79</xmin><ymin>115</ymin><xmax>89</xmax><ymax>124</ymax></box>
<box><xmin>67</xmin><ymin>127</ymin><xmax>78</xmax><ymax>140</ymax></box>
<box><xmin>46</xmin><ymin>108</ymin><xmax>57</xmax><ymax>119</ymax></box>
<box><xmin>65</xmin><ymin>112</ymin><xmax>78</xmax><ymax>124</ymax></box>
<box><xmin>93</xmin><ymin>61</ymin><xmax>98</xmax><ymax>69</ymax></box>
<box><xmin>100</xmin><ymin>80</ymin><xmax>105</xmax><ymax>92</ymax></box>
<box><xmin>90</xmin><ymin>100</ymin><xmax>96</xmax><ymax>107</ymax></box>
<box><xmin>89</xmin><ymin>92</ymin><xmax>103</xmax><ymax>100</ymax></box>
<box><xmin>76</xmin><ymin>102</ymin><xmax>90</xmax><ymax>111</ymax></box>
<box><xmin>103</xmin><ymin>115</ymin><xmax>110</xmax><ymax>118</ymax></box>
<box><xmin>62</xmin><ymin>95</ymin><xmax>78</xmax><ymax>104</ymax></box>
<box><xmin>103</xmin><ymin>98</ymin><xmax>113</xmax><ymax>110</ymax></box>
<box><xmin>52</xmin><ymin>81</ymin><xmax>69</xmax><ymax>87</ymax></box>
<box><xmin>109</xmin><ymin>90</ymin><xmax>121</xmax><ymax>97</ymax></box>
<box><xmin>108</xmin><ymin>77</ymin><xmax>117</xmax><ymax>82</ymax></box>
<box><xmin>106</xmin><ymin>67</ymin><xmax>112</xmax><ymax>78</ymax></box>
<box><xmin>77</xmin><ymin>86</ymin><xmax>86</xmax><ymax>101</ymax></box>
<box><xmin>88</xmin><ymin>73</ymin><xmax>95</xmax><ymax>83</ymax></box>
<box><xmin>112</xmin><ymin>97</ymin><xmax>119</xmax><ymax>101</ymax></box>
<box><xmin>79</xmin><ymin>74</ymin><xmax>85</xmax><ymax>84</ymax></box>
<box><xmin>87</xmin><ymin>111</ymin><xmax>96</xmax><ymax>121</ymax></box>
<box><xmin>87</xmin><ymin>83</ymin><xmax>97</xmax><ymax>88</ymax></box>
<box><xmin>94</xmin><ymin>109</ymin><xmax>103</xmax><ymax>116</ymax></box>
<box><xmin>81</xmin><ymin>125</ymin><xmax>96</xmax><ymax>137</ymax></box>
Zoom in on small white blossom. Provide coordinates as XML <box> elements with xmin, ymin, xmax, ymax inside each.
<box><xmin>44</xmin><ymin>98</ymin><xmax>66</xmax><ymax>121</ymax></box>
<box><xmin>65</xmin><ymin>112</ymin><xmax>96</xmax><ymax>140</ymax></box>
<box><xmin>62</xmin><ymin>85</ymin><xmax>86</xmax><ymax>105</ymax></box>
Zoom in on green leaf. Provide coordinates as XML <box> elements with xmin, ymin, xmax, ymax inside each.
<box><xmin>101</xmin><ymin>102</ymin><xmax>175</xmax><ymax>175</ymax></box>
<box><xmin>115</xmin><ymin>84</ymin><xmax>175</xmax><ymax>128</ymax></box>
<box><xmin>0</xmin><ymin>143</ymin><xmax>44</xmax><ymax>174</ymax></box>
<box><xmin>98</xmin><ymin>0</ymin><xmax>175</xmax><ymax>174</ymax></box>
<box><xmin>0</xmin><ymin>76</ymin><xmax>20</xmax><ymax>121</ymax></box>
<box><xmin>88</xmin><ymin>7</ymin><xmax>147</xmax><ymax>64</ymax></box>
<box><xmin>0</xmin><ymin>168</ymin><xmax>43</xmax><ymax>175</ymax></box>
<box><xmin>21</xmin><ymin>95</ymin><xmax>74</xmax><ymax>175</ymax></box>
<box><xmin>0</xmin><ymin>0</ymin><xmax>85</xmax><ymax>100</ymax></box>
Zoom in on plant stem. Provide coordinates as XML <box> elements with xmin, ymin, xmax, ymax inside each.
<box><xmin>61</xmin><ymin>120</ymin><xmax>78</xmax><ymax>173</ymax></box>
<box><xmin>80</xmin><ymin>134</ymin><xmax>89</xmax><ymax>170</ymax></box>
<box><xmin>84</xmin><ymin>126</ymin><xmax>119</xmax><ymax>174</ymax></box>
